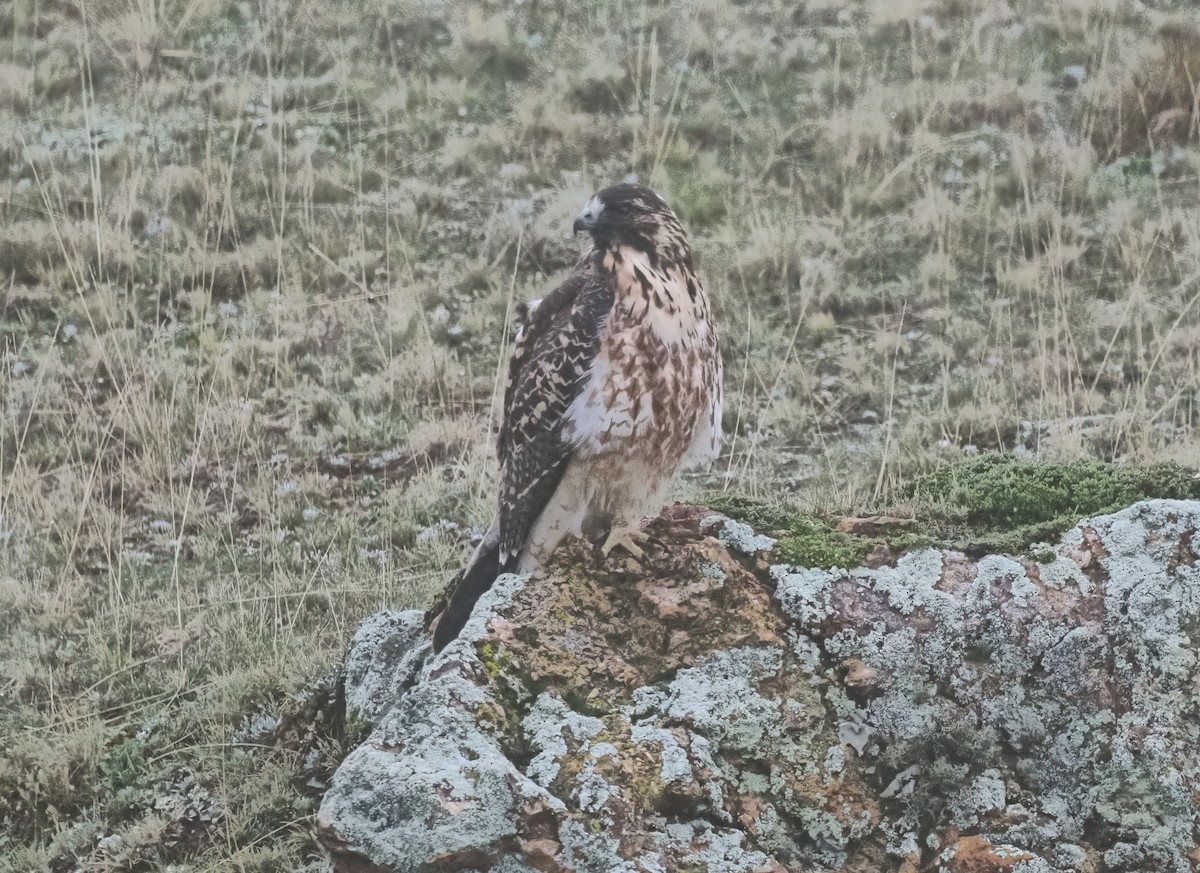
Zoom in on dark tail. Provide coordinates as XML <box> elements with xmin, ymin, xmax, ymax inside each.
<box><xmin>432</xmin><ymin>532</ymin><xmax>511</xmax><ymax>652</ymax></box>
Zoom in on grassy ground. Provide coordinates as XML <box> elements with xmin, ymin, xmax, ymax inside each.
<box><xmin>3</xmin><ymin>0</ymin><xmax>1200</xmax><ymax>868</ymax></box>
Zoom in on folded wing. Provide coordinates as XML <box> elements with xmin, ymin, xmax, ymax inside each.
<box><xmin>497</xmin><ymin>269</ymin><xmax>614</xmax><ymax>564</ymax></box>
<box><xmin>430</xmin><ymin>266</ymin><xmax>612</xmax><ymax>651</ymax></box>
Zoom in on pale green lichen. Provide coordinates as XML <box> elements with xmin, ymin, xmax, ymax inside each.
<box><xmin>320</xmin><ymin>572</ymin><xmax>567</xmax><ymax>869</ymax></box>
<box><xmin>522</xmin><ymin>693</ymin><xmax>604</xmax><ymax>788</ymax></box>
<box><xmin>454</xmin><ymin>572</ymin><xmax>530</xmax><ymax>649</ymax></box>
<box><xmin>574</xmin><ymin>764</ymin><xmax>618</xmax><ymax>813</ymax></box>
<box><xmin>556</xmin><ymin>819</ymin><xmax>638</xmax><ymax>873</ymax></box>
<box><xmin>631</xmin><ymin>647</ymin><xmax>783</xmax><ymax>752</ymax></box>
<box><xmin>948</xmin><ymin>768</ymin><xmax>1006</xmax><ymax>827</ymax></box>
<box><xmin>485</xmin><ymin>859</ymin><xmax>541</xmax><ymax>873</ymax></box>
<box><xmin>770</xmin><ymin>564</ymin><xmax>837</xmax><ymax>627</ymax></box>
<box><xmin>822</xmin><ymin>745</ymin><xmax>846</xmax><ymax>784</ymax></box>
<box><xmin>797</xmin><ymin>809</ymin><xmax>848</xmax><ymax>865</ymax></box>
<box><xmin>861</xmin><ymin>549</ymin><xmax>951</xmax><ymax>618</ymax></box>
<box><xmin>1012</xmin><ymin>859</ymin><xmax>1056</xmax><ymax>873</ymax></box>
<box><xmin>786</xmin><ymin>629</ymin><xmax>823</xmax><ymax>675</ymax></box>
<box><xmin>629</xmin><ymin>725</ymin><xmax>693</xmax><ymax>786</ymax></box>
<box><xmin>712</xmin><ymin>517</ymin><xmax>777</xmax><ymax>555</ymax></box>
<box><xmin>837</xmin><ymin>709</ymin><xmax>873</xmax><ymax>756</ymax></box>
<box><xmin>321</xmin><ymin>667</ymin><xmax>561</xmax><ymax>869</ymax></box>
<box><xmin>1038</xmin><ymin>552</ymin><xmax>1094</xmax><ymax>595</ymax></box>
<box><xmin>341</xmin><ymin>609</ymin><xmax>428</xmax><ymax>725</ymax></box>
<box><xmin>647</xmin><ymin>821</ymin><xmax>776</xmax><ymax>873</ymax></box>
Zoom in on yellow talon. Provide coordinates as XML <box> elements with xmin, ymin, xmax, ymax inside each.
<box><xmin>600</xmin><ymin>525</ymin><xmax>649</xmax><ymax>560</ymax></box>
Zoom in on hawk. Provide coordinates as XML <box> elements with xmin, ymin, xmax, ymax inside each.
<box><xmin>431</xmin><ymin>183</ymin><xmax>723</xmax><ymax>652</ymax></box>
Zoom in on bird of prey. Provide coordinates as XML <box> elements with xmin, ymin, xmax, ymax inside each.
<box><xmin>431</xmin><ymin>183</ymin><xmax>723</xmax><ymax>652</ymax></box>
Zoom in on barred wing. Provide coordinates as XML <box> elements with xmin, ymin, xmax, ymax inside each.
<box><xmin>496</xmin><ymin>268</ymin><xmax>613</xmax><ymax>564</ymax></box>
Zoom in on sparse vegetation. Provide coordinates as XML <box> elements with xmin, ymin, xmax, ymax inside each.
<box><xmin>4</xmin><ymin>0</ymin><xmax>1200</xmax><ymax>867</ymax></box>
<box><xmin>716</xmin><ymin>456</ymin><xmax>1200</xmax><ymax>566</ymax></box>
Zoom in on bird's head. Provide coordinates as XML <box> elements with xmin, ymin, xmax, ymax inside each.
<box><xmin>573</xmin><ymin>183</ymin><xmax>689</xmax><ymax>264</ymax></box>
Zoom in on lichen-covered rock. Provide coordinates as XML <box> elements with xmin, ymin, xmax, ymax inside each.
<box><xmin>317</xmin><ymin>501</ymin><xmax>1200</xmax><ymax>872</ymax></box>
<box><xmin>341</xmin><ymin>609</ymin><xmax>429</xmax><ymax>725</ymax></box>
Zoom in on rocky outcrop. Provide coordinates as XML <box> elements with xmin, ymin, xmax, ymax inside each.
<box><xmin>316</xmin><ymin>501</ymin><xmax>1200</xmax><ymax>872</ymax></box>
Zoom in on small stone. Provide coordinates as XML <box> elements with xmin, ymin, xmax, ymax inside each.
<box><xmin>937</xmin><ymin>835</ymin><xmax>1035</xmax><ymax>872</ymax></box>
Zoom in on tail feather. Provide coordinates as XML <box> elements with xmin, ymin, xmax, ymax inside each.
<box><xmin>432</xmin><ymin>531</ymin><xmax>512</xmax><ymax>652</ymax></box>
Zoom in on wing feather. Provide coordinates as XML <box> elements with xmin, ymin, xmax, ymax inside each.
<box><xmin>496</xmin><ymin>266</ymin><xmax>613</xmax><ymax>563</ymax></box>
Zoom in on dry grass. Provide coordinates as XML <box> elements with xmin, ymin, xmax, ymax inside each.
<box><xmin>3</xmin><ymin>0</ymin><xmax>1200</xmax><ymax>867</ymax></box>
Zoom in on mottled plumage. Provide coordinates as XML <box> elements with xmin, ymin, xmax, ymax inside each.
<box><xmin>432</xmin><ymin>184</ymin><xmax>722</xmax><ymax>652</ymax></box>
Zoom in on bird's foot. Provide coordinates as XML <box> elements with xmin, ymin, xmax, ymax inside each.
<box><xmin>600</xmin><ymin>525</ymin><xmax>649</xmax><ymax>561</ymax></box>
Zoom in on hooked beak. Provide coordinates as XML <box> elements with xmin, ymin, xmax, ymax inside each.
<box><xmin>573</xmin><ymin>196</ymin><xmax>603</xmax><ymax>236</ymax></box>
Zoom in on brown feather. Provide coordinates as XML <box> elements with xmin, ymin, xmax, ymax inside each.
<box><xmin>432</xmin><ymin>183</ymin><xmax>721</xmax><ymax>652</ymax></box>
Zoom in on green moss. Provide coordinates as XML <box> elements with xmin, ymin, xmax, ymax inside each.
<box><xmin>708</xmin><ymin>496</ymin><xmax>877</xmax><ymax>570</ymax></box>
<box><xmin>712</xmin><ymin>455</ymin><xmax>1200</xmax><ymax>567</ymax></box>
<box><xmin>907</xmin><ymin>454</ymin><xmax>1200</xmax><ymax>554</ymax></box>
<box><xmin>623</xmin><ymin>765</ymin><xmax>667</xmax><ymax>810</ymax></box>
<box><xmin>775</xmin><ymin>523</ymin><xmax>872</xmax><ymax>570</ymax></box>
<box><xmin>706</xmin><ymin>495</ymin><xmax>800</xmax><ymax>534</ymax></box>
<box><xmin>910</xmin><ymin>454</ymin><xmax>1200</xmax><ymax>526</ymax></box>
<box><xmin>342</xmin><ymin>711</ymin><xmax>370</xmax><ymax>748</ymax></box>
<box><xmin>881</xmin><ymin>531</ymin><xmax>938</xmax><ymax>553</ymax></box>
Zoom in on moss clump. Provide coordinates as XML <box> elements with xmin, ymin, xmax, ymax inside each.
<box><xmin>706</xmin><ymin>496</ymin><xmax>797</xmax><ymax>534</ymax></box>
<box><xmin>712</xmin><ymin>455</ymin><xmax>1200</xmax><ymax>566</ymax></box>
<box><xmin>910</xmin><ymin>454</ymin><xmax>1200</xmax><ymax>526</ymax></box>
<box><xmin>775</xmin><ymin>520</ymin><xmax>873</xmax><ymax>570</ymax></box>
<box><xmin>708</xmin><ymin>496</ymin><xmax>879</xmax><ymax>570</ymax></box>
<box><xmin>907</xmin><ymin>454</ymin><xmax>1200</xmax><ymax>554</ymax></box>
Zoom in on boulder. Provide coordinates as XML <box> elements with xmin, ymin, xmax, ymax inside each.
<box><xmin>317</xmin><ymin>500</ymin><xmax>1200</xmax><ymax>872</ymax></box>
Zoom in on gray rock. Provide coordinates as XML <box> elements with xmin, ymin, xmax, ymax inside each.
<box><xmin>318</xmin><ymin>501</ymin><xmax>1200</xmax><ymax>872</ymax></box>
<box><xmin>341</xmin><ymin>609</ymin><xmax>429</xmax><ymax>726</ymax></box>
